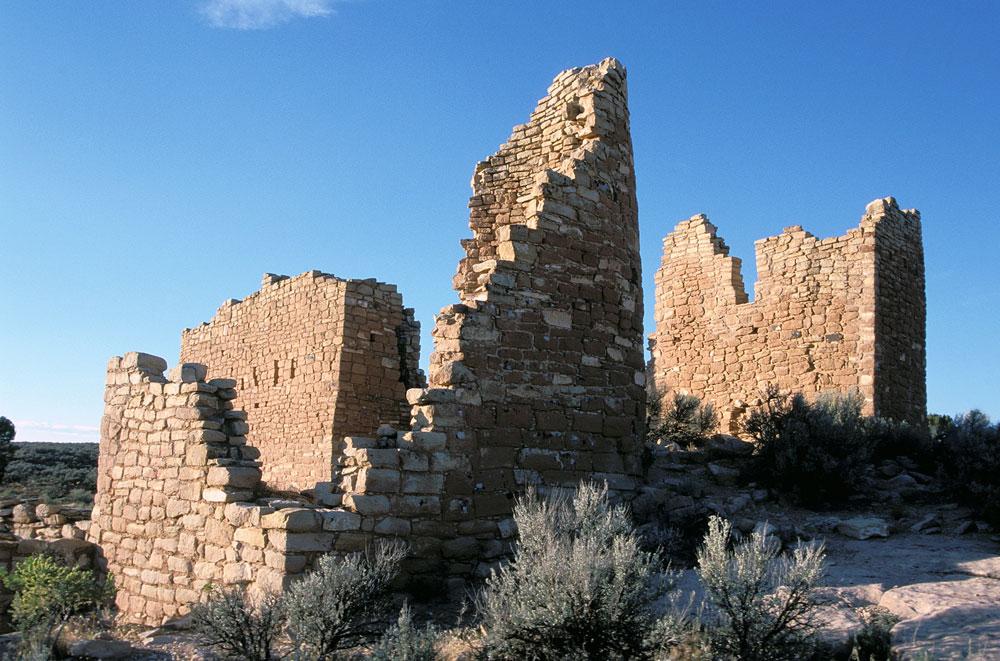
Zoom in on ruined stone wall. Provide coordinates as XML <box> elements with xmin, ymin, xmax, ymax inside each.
<box><xmin>88</xmin><ymin>353</ymin><xmax>351</xmax><ymax>625</ymax></box>
<box><xmin>180</xmin><ymin>271</ymin><xmax>423</xmax><ymax>492</ymax></box>
<box><xmin>321</xmin><ymin>58</ymin><xmax>646</xmax><ymax>587</ymax></box>
<box><xmin>649</xmin><ymin>197</ymin><xmax>925</xmax><ymax>432</ymax></box>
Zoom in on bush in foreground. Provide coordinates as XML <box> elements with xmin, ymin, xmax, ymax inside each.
<box><xmin>370</xmin><ymin>603</ymin><xmax>438</xmax><ymax>661</ymax></box>
<box><xmin>1</xmin><ymin>553</ymin><xmax>115</xmax><ymax>659</ymax></box>
<box><xmin>192</xmin><ymin>586</ymin><xmax>284</xmax><ymax>661</ymax></box>
<box><xmin>476</xmin><ymin>482</ymin><xmax>672</xmax><ymax>660</ymax></box>
<box><xmin>696</xmin><ymin>516</ymin><xmax>826</xmax><ymax>660</ymax></box>
<box><xmin>192</xmin><ymin>541</ymin><xmax>406</xmax><ymax>660</ymax></box>
<box><xmin>284</xmin><ymin>541</ymin><xmax>407</xmax><ymax>659</ymax></box>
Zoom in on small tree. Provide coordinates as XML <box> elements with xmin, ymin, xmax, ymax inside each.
<box><xmin>191</xmin><ymin>586</ymin><xmax>285</xmax><ymax>661</ymax></box>
<box><xmin>647</xmin><ymin>392</ymin><xmax>718</xmax><ymax>447</ymax></box>
<box><xmin>696</xmin><ymin>516</ymin><xmax>825</xmax><ymax>661</ymax></box>
<box><xmin>1</xmin><ymin>553</ymin><xmax>115</xmax><ymax>658</ymax></box>
<box><xmin>937</xmin><ymin>410</ymin><xmax>1000</xmax><ymax>526</ymax></box>
<box><xmin>0</xmin><ymin>416</ymin><xmax>17</xmax><ymax>482</ymax></box>
<box><xmin>284</xmin><ymin>541</ymin><xmax>407</xmax><ymax>660</ymax></box>
<box><xmin>477</xmin><ymin>482</ymin><xmax>671</xmax><ymax>660</ymax></box>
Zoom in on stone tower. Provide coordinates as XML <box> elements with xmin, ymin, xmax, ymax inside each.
<box><xmin>648</xmin><ymin>197</ymin><xmax>926</xmax><ymax>433</ymax></box>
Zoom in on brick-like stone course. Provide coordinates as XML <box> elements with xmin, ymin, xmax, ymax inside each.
<box><xmin>180</xmin><ymin>271</ymin><xmax>424</xmax><ymax>492</ymax></box>
<box><xmin>648</xmin><ymin>197</ymin><xmax>926</xmax><ymax>432</ymax></box>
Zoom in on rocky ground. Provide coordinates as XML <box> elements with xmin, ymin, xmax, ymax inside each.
<box><xmin>647</xmin><ymin>435</ymin><xmax>1000</xmax><ymax>659</ymax></box>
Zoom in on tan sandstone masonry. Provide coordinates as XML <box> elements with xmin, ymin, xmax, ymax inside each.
<box><xmin>180</xmin><ymin>271</ymin><xmax>424</xmax><ymax>492</ymax></box>
<box><xmin>88</xmin><ymin>353</ymin><xmax>364</xmax><ymax>625</ymax></box>
<box><xmin>648</xmin><ymin>197</ymin><xmax>926</xmax><ymax>433</ymax></box>
<box><xmin>332</xmin><ymin>58</ymin><xmax>647</xmax><ymax>587</ymax></box>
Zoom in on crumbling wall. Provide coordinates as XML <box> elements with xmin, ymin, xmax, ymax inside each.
<box><xmin>325</xmin><ymin>58</ymin><xmax>646</xmax><ymax>587</ymax></box>
<box><xmin>648</xmin><ymin>197</ymin><xmax>925</xmax><ymax>432</ymax></box>
<box><xmin>180</xmin><ymin>271</ymin><xmax>423</xmax><ymax>492</ymax></box>
<box><xmin>88</xmin><ymin>353</ymin><xmax>349</xmax><ymax>625</ymax></box>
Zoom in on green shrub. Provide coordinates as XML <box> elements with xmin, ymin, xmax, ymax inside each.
<box><xmin>1</xmin><ymin>554</ymin><xmax>114</xmax><ymax>658</ymax></box>
<box><xmin>852</xmin><ymin>605</ymin><xmax>899</xmax><ymax>661</ymax></box>
<box><xmin>865</xmin><ymin>417</ymin><xmax>932</xmax><ymax>467</ymax></box>
<box><xmin>284</xmin><ymin>541</ymin><xmax>407</xmax><ymax>660</ymax></box>
<box><xmin>937</xmin><ymin>410</ymin><xmax>1000</xmax><ymax>526</ymax></box>
<box><xmin>191</xmin><ymin>586</ymin><xmax>284</xmax><ymax>661</ymax></box>
<box><xmin>647</xmin><ymin>391</ymin><xmax>719</xmax><ymax>447</ymax></box>
<box><xmin>370</xmin><ymin>603</ymin><xmax>438</xmax><ymax>661</ymax></box>
<box><xmin>696</xmin><ymin>516</ymin><xmax>825</xmax><ymax>661</ymax></box>
<box><xmin>0</xmin><ymin>416</ymin><xmax>17</xmax><ymax>483</ymax></box>
<box><xmin>743</xmin><ymin>387</ymin><xmax>873</xmax><ymax>507</ymax></box>
<box><xmin>476</xmin><ymin>482</ymin><xmax>671</xmax><ymax>660</ymax></box>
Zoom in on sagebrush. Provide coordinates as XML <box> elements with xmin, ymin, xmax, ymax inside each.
<box><xmin>696</xmin><ymin>516</ymin><xmax>825</xmax><ymax>661</ymax></box>
<box><xmin>476</xmin><ymin>482</ymin><xmax>673</xmax><ymax>660</ymax></box>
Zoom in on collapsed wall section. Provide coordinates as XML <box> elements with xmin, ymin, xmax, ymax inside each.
<box><xmin>648</xmin><ymin>197</ymin><xmax>925</xmax><ymax>432</ymax></box>
<box><xmin>88</xmin><ymin>353</ymin><xmax>350</xmax><ymax>625</ymax></box>
<box><xmin>180</xmin><ymin>271</ymin><xmax>423</xmax><ymax>492</ymax></box>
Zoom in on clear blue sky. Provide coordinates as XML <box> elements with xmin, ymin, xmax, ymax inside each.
<box><xmin>2</xmin><ymin>1</ymin><xmax>998</xmax><ymax>443</ymax></box>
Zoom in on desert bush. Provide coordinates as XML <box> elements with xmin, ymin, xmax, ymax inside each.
<box><xmin>696</xmin><ymin>516</ymin><xmax>825</xmax><ymax>661</ymax></box>
<box><xmin>369</xmin><ymin>603</ymin><xmax>438</xmax><ymax>661</ymax></box>
<box><xmin>477</xmin><ymin>482</ymin><xmax>673</xmax><ymax>660</ymax></box>
<box><xmin>645</xmin><ymin>596</ymin><xmax>712</xmax><ymax>661</ymax></box>
<box><xmin>647</xmin><ymin>391</ymin><xmax>718</xmax><ymax>447</ymax></box>
<box><xmin>743</xmin><ymin>387</ymin><xmax>873</xmax><ymax>506</ymax></box>
<box><xmin>1</xmin><ymin>553</ymin><xmax>115</xmax><ymax>659</ymax></box>
<box><xmin>937</xmin><ymin>410</ymin><xmax>1000</xmax><ymax>526</ymax></box>
<box><xmin>285</xmin><ymin>541</ymin><xmax>407</xmax><ymax>660</ymax></box>
<box><xmin>852</xmin><ymin>605</ymin><xmax>899</xmax><ymax>661</ymax></box>
<box><xmin>191</xmin><ymin>586</ymin><xmax>285</xmax><ymax>661</ymax></box>
<box><xmin>865</xmin><ymin>416</ymin><xmax>932</xmax><ymax>467</ymax></box>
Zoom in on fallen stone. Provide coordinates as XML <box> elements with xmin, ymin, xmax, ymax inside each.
<box><xmin>836</xmin><ymin>517</ymin><xmax>890</xmax><ymax>540</ymax></box>
<box><xmin>707</xmin><ymin>462</ymin><xmax>739</xmax><ymax>485</ymax></box>
<box><xmin>705</xmin><ymin>434</ymin><xmax>754</xmax><ymax>458</ymax></box>
<box><xmin>909</xmin><ymin>513</ymin><xmax>940</xmax><ymax>533</ymax></box>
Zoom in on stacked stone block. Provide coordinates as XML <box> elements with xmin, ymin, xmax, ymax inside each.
<box><xmin>180</xmin><ymin>271</ymin><xmax>424</xmax><ymax>492</ymax></box>
<box><xmin>88</xmin><ymin>353</ymin><xmax>353</xmax><ymax>625</ymax></box>
<box><xmin>648</xmin><ymin>197</ymin><xmax>926</xmax><ymax>433</ymax></box>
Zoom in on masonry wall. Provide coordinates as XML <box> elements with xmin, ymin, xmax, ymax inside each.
<box><xmin>180</xmin><ymin>271</ymin><xmax>423</xmax><ymax>492</ymax></box>
<box><xmin>88</xmin><ymin>353</ymin><xmax>353</xmax><ymax>625</ymax></box>
<box><xmin>648</xmin><ymin>197</ymin><xmax>925</xmax><ymax>433</ymax></box>
<box><xmin>319</xmin><ymin>58</ymin><xmax>646</xmax><ymax>588</ymax></box>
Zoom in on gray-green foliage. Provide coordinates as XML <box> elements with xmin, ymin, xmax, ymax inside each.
<box><xmin>696</xmin><ymin>516</ymin><xmax>825</xmax><ymax>661</ymax></box>
<box><xmin>192</xmin><ymin>542</ymin><xmax>406</xmax><ymax>661</ymax></box>
<box><xmin>191</xmin><ymin>586</ymin><xmax>285</xmax><ymax>661</ymax></box>
<box><xmin>284</xmin><ymin>541</ymin><xmax>407</xmax><ymax>660</ymax></box>
<box><xmin>476</xmin><ymin>482</ymin><xmax>671</xmax><ymax>660</ymax></box>
<box><xmin>370</xmin><ymin>603</ymin><xmax>438</xmax><ymax>661</ymax></box>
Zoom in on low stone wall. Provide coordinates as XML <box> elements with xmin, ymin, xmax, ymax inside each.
<box><xmin>88</xmin><ymin>353</ymin><xmax>364</xmax><ymax>625</ymax></box>
<box><xmin>0</xmin><ymin>500</ymin><xmax>91</xmax><ymax>542</ymax></box>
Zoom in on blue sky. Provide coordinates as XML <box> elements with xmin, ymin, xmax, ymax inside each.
<box><xmin>1</xmin><ymin>1</ymin><xmax>998</xmax><ymax>442</ymax></box>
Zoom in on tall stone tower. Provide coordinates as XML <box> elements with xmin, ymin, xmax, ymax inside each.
<box><xmin>648</xmin><ymin>197</ymin><xmax>926</xmax><ymax>432</ymax></box>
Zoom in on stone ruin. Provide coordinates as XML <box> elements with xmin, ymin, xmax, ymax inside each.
<box><xmin>88</xmin><ymin>57</ymin><xmax>648</xmax><ymax>624</ymax></box>
<box><xmin>647</xmin><ymin>197</ymin><xmax>926</xmax><ymax>433</ymax></box>
<box><xmin>84</xmin><ymin>58</ymin><xmax>927</xmax><ymax>625</ymax></box>
<box><xmin>179</xmin><ymin>271</ymin><xmax>424</xmax><ymax>492</ymax></box>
